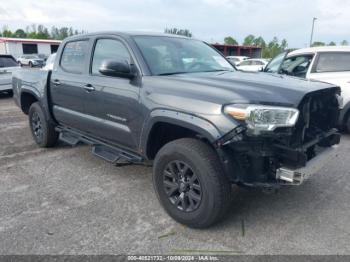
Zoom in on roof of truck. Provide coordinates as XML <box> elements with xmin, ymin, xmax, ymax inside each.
<box><xmin>66</xmin><ymin>31</ymin><xmax>191</xmax><ymax>40</ymax></box>
<box><xmin>289</xmin><ymin>46</ymin><xmax>350</xmax><ymax>56</ymax></box>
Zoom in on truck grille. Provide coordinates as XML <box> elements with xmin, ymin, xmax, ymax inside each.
<box><xmin>291</xmin><ymin>88</ymin><xmax>340</xmax><ymax>147</ymax></box>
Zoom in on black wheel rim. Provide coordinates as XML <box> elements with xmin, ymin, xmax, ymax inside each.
<box><xmin>163</xmin><ymin>160</ymin><xmax>202</xmax><ymax>212</ymax></box>
<box><xmin>31</xmin><ymin>112</ymin><xmax>43</xmax><ymax>143</ymax></box>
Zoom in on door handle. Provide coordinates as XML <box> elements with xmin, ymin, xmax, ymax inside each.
<box><xmin>83</xmin><ymin>84</ymin><xmax>95</xmax><ymax>92</ymax></box>
<box><xmin>53</xmin><ymin>79</ymin><xmax>61</xmax><ymax>86</ymax></box>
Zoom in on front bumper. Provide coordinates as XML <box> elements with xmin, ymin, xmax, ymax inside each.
<box><xmin>276</xmin><ymin>145</ymin><xmax>338</xmax><ymax>185</ymax></box>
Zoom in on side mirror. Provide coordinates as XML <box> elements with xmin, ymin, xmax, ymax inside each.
<box><xmin>99</xmin><ymin>59</ymin><xmax>135</xmax><ymax>79</ymax></box>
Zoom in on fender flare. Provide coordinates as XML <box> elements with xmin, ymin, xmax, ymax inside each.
<box><xmin>140</xmin><ymin>109</ymin><xmax>222</xmax><ymax>156</ymax></box>
<box><xmin>19</xmin><ymin>88</ymin><xmax>41</xmax><ymax>109</ymax></box>
<box><xmin>19</xmin><ymin>86</ymin><xmax>55</xmax><ymax>124</ymax></box>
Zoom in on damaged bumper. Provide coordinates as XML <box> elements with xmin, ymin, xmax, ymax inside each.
<box><xmin>276</xmin><ymin>145</ymin><xmax>338</xmax><ymax>185</ymax></box>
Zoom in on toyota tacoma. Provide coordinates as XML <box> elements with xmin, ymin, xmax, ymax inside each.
<box><xmin>12</xmin><ymin>32</ymin><xmax>341</xmax><ymax>228</ymax></box>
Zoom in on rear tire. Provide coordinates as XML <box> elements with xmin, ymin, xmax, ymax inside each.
<box><xmin>153</xmin><ymin>138</ymin><xmax>232</xmax><ymax>228</ymax></box>
<box><xmin>28</xmin><ymin>102</ymin><xmax>58</xmax><ymax>147</ymax></box>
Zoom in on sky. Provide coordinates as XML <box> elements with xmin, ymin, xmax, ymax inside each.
<box><xmin>0</xmin><ymin>0</ymin><xmax>349</xmax><ymax>48</ymax></box>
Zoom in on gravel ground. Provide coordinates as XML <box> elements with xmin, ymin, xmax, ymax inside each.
<box><xmin>0</xmin><ymin>94</ymin><xmax>350</xmax><ymax>255</ymax></box>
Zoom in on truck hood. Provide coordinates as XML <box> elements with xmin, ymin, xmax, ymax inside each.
<box><xmin>147</xmin><ymin>71</ymin><xmax>339</xmax><ymax>108</ymax></box>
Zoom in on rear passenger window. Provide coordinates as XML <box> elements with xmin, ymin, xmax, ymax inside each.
<box><xmin>91</xmin><ymin>39</ymin><xmax>130</xmax><ymax>75</ymax></box>
<box><xmin>315</xmin><ymin>52</ymin><xmax>350</xmax><ymax>73</ymax></box>
<box><xmin>60</xmin><ymin>40</ymin><xmax>88</xmax><ymax>74</ymax></box>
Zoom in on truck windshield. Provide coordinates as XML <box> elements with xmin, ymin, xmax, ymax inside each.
<box><xmin>133</xmin><ymin>36</ymin><xmax>235</xmax><ymax>75</ymax></box>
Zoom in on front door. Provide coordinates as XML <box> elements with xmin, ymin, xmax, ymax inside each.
<box><xmin>82</xmin><ymin>37</ymin><xmax>142</xmax><ymax>151</ymax></box>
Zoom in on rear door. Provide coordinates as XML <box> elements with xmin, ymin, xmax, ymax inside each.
<box><xmin>309</xmin><ymin>51</ymin><xmax>350</xmax><ymax>108</ymax></box>
<box><xmin>50</xmin><ymin>39</ymin><xmax>90</xmax><ymax>130</ymax></box>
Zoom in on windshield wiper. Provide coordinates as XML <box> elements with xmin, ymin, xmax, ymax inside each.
<box><xmin>157</xmin><ymin>69</ymin><xmax>234</xmax><ymax>76</ymax></box>
<box><xmin>200</xmin><ymin>69</ymin><xmax>234</xmax><ymax>73</ymax></box>
<box><xmin>157</xmin><ymin>72</ymin><xmax>190</xmax><ymax>76</ymax></box>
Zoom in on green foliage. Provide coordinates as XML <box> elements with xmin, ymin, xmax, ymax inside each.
<box><xmin>224</xmin><ymin>36</ymin><xmax>238</xmax><ymax>45</ymax></box>
<box><xmin>1</xmin><ymin>24</ymin><xmax>85</xmax><ymax>40</ymax></box>
<box><xmin>13</xmin><ymin>29</ymin><xmax>26</xmax><ymax>38</ymax></box>
<box><xmin>164</xmin><ymin>28</ymin><xmax>192</xmax><ymax>37</ymax></box>
<box><xmin>239</xmin><ymin>35</ymin><xmax>288</xmax><ymax>59</ymax></box>
<box><xmin>253</xmin><ymin>36</ymin><xmax>266</xmax><ymax>48</ymax></box>
<box><xmin>243</xmin><ymin>34</ymin><xmax>255</xmax><ymax>46</ymax></box>
<box><xmin>341</xmin><ymin>40</ymin><xmax>348</xmax><ymax>46</ymax></box>
<box><xmin>311</xmin><ymin>41</ymin><xmax>325</xmax><ymax>47</ymax></box>
<box><xmin>328</xmin><ymin>41</ymin><xmax>336</xmax><ymax>46</ymax></box>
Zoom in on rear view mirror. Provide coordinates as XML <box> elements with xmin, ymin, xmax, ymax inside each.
<box><xmin>99</xmin><ymin>59</ymin><xmax>135</xmax><ymax>79</ymax></box>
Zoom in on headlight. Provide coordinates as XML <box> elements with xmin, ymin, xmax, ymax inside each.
<box><xmin>224</xmin><ymin>104</ymin><xmax>299</xmax><ymax>133</ymax></box>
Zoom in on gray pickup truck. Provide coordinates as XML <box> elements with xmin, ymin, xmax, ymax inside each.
<box><xmin>12</xmin><ymin>32</ymin><xmax>341</xmax><ymax>228</ymax></box>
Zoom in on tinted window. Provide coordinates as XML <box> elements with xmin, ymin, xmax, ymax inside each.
<box><xmin>239</xmin><ymin>60</ymin><xmax>251</xmax><ymax>66</ymax></box>
<box><xmin>253</xmin><ymin>60</ymin><xmax>264</xmax><ymax>65</ymax></box>
<box><xmin>315</xmin><ymin>52</ymin><xmax>350</xmax><ymax>73</ymax></box>
<box><xmin>228</xmin><ymin>57</ymin><xmax>239</xmax><ymax>62</ymax></box>
<box><xmin>92</xmin><ymin>39</ymin><xmax>130</xmax><ymax>75</ymax></box>
<box><xmin>0</xmin><ymin>56</ymin><xmax>18</xmax><ymax>67</ymax></box>
<box><xmin>60</xmin><ymin>40</ymin><xmax>88</xmax><ymax>74</ymax></box>
<box><xmin>134</xmin><ymin>36</ymin><xmax>234</xmax><ymax>75</ymax></box>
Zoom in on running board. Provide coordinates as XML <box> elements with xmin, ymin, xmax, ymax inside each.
<box><xmin>55</xmin><ymin>126</ymin><xmax>143</xmax><ymax>164</ymax></box>
<box><xmin>59</xmin><ymin>132</ymin><xmax>80</xmax><ymax>146</ymax></box>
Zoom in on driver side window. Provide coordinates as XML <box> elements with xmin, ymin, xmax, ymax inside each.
<box><xmin>280</xmin><ymin>55</ymin><xmax>314</xmax><ymax>78</ymax></box>
<box><xmin>91</xmin><ymin>39</ymin><xmax>131</xmax><ymax>76</ymax></box>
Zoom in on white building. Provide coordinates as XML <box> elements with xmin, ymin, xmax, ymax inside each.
<box><xmin>0</xmin><ymin>37</ymin><xmax>61</xmax><ymax>58</ymax></box>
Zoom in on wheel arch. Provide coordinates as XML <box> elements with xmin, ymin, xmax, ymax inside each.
<box><xmin>141</xmin><ymin>109</ymin><xmax>222</xmax><ymax>160</ymax></box>
<box><xmin>20</xmin><ymin>90</ymin><xmax>40</xmax><ymax>114</ymax></box>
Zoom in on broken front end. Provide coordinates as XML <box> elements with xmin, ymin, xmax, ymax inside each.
<box><xmin>218</xmin><ymin>88</ymin><xmax>341</xmax><ymax>187</ymax></box>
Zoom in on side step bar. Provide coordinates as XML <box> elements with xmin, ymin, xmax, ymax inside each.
<box><xmin>56</xmin><ymin>127</ymin><xmax>143</xmax><ymax>165</ymax></box>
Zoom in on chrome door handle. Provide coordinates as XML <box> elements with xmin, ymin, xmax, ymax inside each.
<box><xmin>83</xmin><ymin>84</ymin><xmax>95</xmax><ymax>92</ymax></box>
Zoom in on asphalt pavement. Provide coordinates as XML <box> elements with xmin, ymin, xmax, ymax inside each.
<box><xmin>1</xmin><ymin>94</ymin><xmax>350</xmax><ymax>255</ymax></box>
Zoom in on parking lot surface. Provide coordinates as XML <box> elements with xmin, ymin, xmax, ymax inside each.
<box><xmin>1</xmin><ymin>94</ymin><xmax>350</xmax><ymax>255</ymax></box>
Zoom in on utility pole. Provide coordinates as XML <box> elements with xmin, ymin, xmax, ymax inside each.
<box><xmin>309</xmin><ymin>17</ymin><xmax>317</xmax><ymax>47</ymax></box>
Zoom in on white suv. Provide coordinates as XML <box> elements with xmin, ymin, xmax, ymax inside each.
<box><xmin>264</xmin><ymin>46</ymin><xmax>350</xmax><ymax>131</ymax></box>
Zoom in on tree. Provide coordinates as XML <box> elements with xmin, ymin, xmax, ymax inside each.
<box><xmin>13</xmin><ymin>29</ymin><xmax>27</xmax><ymax>38</ymax></box>
<box><xmin>2</xmin><ymin>25</ymin><xmax>12</xmax><ymax>37</ymax></box>
<box><xmin>164</xmin><ymin>28</ymin><xmax>192</xmax><ymax>37</ymax></box>
<box><xmin>280</xmin><ymin>39</ymin><xmax>288</xmax><ymax>50</ymax></box>
<box><xmin>1</xmin><ymin>24</ymin><xmax>84</xmax><ymax>40</ymax></box>
<box><xmin>328</xmin><ymin>41</ymin><xmax>336</xmax><ymax>46</ymax></box>
<box><xmin>252</xmin><ymin>36</ymin><xmax>266</xmax><ymax>48</ymax></box>
<box><xmin>243</xmin><ymin>34</ymin><xmax>255</xmax><ymax>46</ymax></box>
<box><xmin>36</xmin><ymin>24</ymin><xmax>49</xmax><ymax>39</ymax></box>
<box><xmin>261</xmin><ymin>37</ymin><xmax>288</xmax><ymax>58</ymax></box>
<box><xmin>224</xmin><ymin>36</ymin><xmax>238</xmax><ymax>45</ymax></box>
<box><xmin>311</xmin><ymin>41</ymin><xmax>325</xmax><ymax>47</ymax></box>
<box><xmin>58</xmin><ymin>27</ymin><xmax>69</xmax><ymax>40</ymax></box>
<box><xmin>341</xmin><ymin>40</ymin><xmax>348</xmax><ymax>46</ymax></box>
<box><xmin>2</xmin><ymin>29</ymin><xmax>13</xmax><ymax>37</ymax></box>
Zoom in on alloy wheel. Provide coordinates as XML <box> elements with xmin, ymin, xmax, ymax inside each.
<box><xmin>163</xmin><ymin>160</ymin><xmax>202</xmax><ymax>212</ymax></box>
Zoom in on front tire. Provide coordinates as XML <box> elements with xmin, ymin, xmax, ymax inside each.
<box><xmin>28</xmin><ymin>102</ymin><xmax>58</xmax><ymax>147</ymax></box>
<box><xmin>29</xmin><ymin>62</ymin><xmax>33</xmax><ymax>67</ymax></box>
<box><xmin>153</xmin><ymin>138</ymin><xmax>232</xmax><ymax>228</ymax></box>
